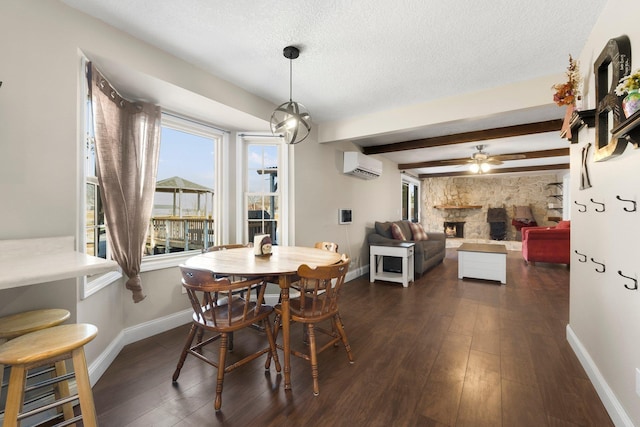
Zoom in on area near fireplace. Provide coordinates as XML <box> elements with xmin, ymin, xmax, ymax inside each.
<box><xmin>444</xmin><ymin>221</ymin><xmax>465</xmax><ymax>238</ymax></box>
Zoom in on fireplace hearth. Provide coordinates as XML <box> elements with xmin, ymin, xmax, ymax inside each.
<box><xmin>444</xmin><ymin>221</ymin><xmax>465</xmax><ymax>238</ymax></box>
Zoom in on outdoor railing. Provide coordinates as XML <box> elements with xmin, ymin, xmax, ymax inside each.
<box><xmin>147</xmin><ymin>216</ymin><xmax>215</xmax><ymax>254</ymax></box>
<box><xmin>146</xmin><ymin>217</ymin><xmax>277</xmax><ymax>255</ymax></box>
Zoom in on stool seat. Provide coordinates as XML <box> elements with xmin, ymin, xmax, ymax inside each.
<box><xmin>0</xmin><ymin>323</ymin><xmax>99</xmax><ymax>427</ymax></box>
<box><xmin>0</xmin><ymin>324</ymin><xmax>97</xmax><ymax>366</ymax></box>
<box><xmin>0</xmin><ymin>309</ymin><xmax>70</xmax><ymax>340</ymax></box>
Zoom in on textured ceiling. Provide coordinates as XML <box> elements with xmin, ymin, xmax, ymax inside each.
<box><xmin>60</xmin><ymin>0</ymin><xmax>608</xmax><ymax>176</ymax></box>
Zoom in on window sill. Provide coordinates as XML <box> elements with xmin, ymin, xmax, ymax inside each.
<box><xmin>140</xmin><ymin>251</ymin><xmax>199</xmax><ymax>272</ymax></box>
<box><xmin>82</xmin><ymin>270</ymin><xmax>123</xmax><ymax>299</ymax></box>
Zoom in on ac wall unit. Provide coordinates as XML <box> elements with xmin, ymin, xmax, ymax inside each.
<box><xmin>343</xmin><ymin>151</ymin><xmax>382</xmax><ymax>180</ymax></box>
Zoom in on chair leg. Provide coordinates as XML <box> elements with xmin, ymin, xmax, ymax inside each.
<box><xmin>265</xmin><ymin>313</ymin><xmax>281</xmax><ymax>370</ymax></box>
<box><xmin>263</xmin><ymin>318</ymin><xmax>281</xmax><ymax>373</ymax></box>
<box><xmin>215</xmin><ymin>333</ymin><xmax>229</xmax><ymax>411</ymax></box>
<box><xmin>333</xmin><ymin>314</ymin><xmax>355</xmax><ymax>364</ymax></box>
<box><xmin>307</xmin><ymin>324</ymin><xmax>320</xmax><ymax>396</ymax></box>
<box><xmin>173</xmin><ymin>323</ymin><xmax>197</xmax><ymax>381</ymax></box>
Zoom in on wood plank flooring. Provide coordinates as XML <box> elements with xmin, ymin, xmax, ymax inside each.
<box><xmin>91</xmin><ymin>249</ymin><xmax>613</xmax><ymax>426</ymax></box>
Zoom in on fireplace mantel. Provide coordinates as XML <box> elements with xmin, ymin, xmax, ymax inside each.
<box><xmin>433</xmin><ymin>205</ymin><xmax>482</xmax><ymax>209</ymax></box>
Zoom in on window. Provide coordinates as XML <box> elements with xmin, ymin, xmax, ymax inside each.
<box><xmin>240</xmin><ymin>135</ymin><xmax>290</xmax><ymax>246</ymax></box>
<box><xmin>145</xmin><ymin>114</ymin><xmax>222</xmax><ymax>257</ymax></box>
<box><xmin>402</xmin><ymin>174</ymin><xmax>420</xmax><ymax>222</ymax></box>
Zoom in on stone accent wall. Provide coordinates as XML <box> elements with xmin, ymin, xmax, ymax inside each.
<box><xmin>421</xmin><ymin>174</ymin><xmax>563</xmax><ymax>241</ymax></box>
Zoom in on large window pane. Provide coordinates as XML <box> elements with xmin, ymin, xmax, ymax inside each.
<box><xmin>246</xmin><ymin>143</ymin><xmax>279</xmax><ymax>245</ymax></box>
<box><xmin>147</xmin><ymin>120</ymin><xmax>218</xmax><ymax>255</ymax></box>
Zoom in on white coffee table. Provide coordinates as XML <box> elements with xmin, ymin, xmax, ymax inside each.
<box><xmin>457</xmin><ymin>243</ymin><xmax>507</xmax><ymax>284</ymax></box>
<box><xmin>370</xmin><ymin>242</ymin><xmax>415</xmax><ymax>287</ymax></box>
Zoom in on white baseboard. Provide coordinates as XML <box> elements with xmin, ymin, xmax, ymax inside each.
<box><xmin>88</xmin><ymin>309</ymin><xmax>192</xmax><ymax>386</ymax></box>
<box><xmin>566</xmin><ymin>324</ymin><xmax>634</xmax><ymax>427</ymax></box>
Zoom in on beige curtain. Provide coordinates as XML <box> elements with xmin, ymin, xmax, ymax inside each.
<box><xmin>88</xmin><ymin>62</ymin><xmax>161</xmax><ymax>303</ymax></box>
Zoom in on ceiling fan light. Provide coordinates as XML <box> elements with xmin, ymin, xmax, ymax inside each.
<box><xmin>469</xmin><ymin>163</ymin><xmax>480</xmax><ymax>173</ymax></box>
<box><xmin>481</xmin><ymin>162</ymin><xmax>491</xmax><ymax>172</ymax></box>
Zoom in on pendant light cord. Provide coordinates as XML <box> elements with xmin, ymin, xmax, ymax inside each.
<box><xmin>289</xmin><ymin>58</ymin><xmax>293</xmax><ymax>102</ymax></box>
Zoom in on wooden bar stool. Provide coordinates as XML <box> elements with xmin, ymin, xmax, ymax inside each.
<box><xmin>0</xmin><ymin>323</ymin><xmax>98</xmax><ymax>427</ymax></box>
<box><xmin>0</xmin><ymin>309</ymin><xmax>71</xmax><ymax>392</ymax></box>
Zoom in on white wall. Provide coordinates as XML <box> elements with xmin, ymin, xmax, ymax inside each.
<box><xmin>293</xmin><ymin>134</ymin><xmax>400</xmax><ymax>272</ymax></box>
<box><xmin>568</xmin><ymin>1</ymin><xmax>640</xmax><ymax>425</ymax></box>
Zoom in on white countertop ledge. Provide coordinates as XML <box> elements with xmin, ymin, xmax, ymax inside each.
<box><xmin>0</xmin><ymin>236</ymin><xmax>119</xmax><ymax>290</ymax></box>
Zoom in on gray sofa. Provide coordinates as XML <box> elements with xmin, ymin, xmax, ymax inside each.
<box><xmin>368</xmin><ymin>221</ymin><xmax>446</xmax><ymax>276</ymax></box>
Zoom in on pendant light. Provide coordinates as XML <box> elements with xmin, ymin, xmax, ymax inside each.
<box><xmin>270</xmin><ymin>46</ymin><xmax>311</xmax><ymax>144</ymax></box>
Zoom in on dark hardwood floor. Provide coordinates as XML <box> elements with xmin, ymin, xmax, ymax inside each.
<box><xmin>92</xmin><ymin>249</ymin><xmax>613</xmax><ymax>426</ymax></box>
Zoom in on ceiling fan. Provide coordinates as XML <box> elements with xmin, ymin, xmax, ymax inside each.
<box><xmin>445</xmin><ymin>145</ymin><xmax>526</xmax><ymax>173</ymax></box>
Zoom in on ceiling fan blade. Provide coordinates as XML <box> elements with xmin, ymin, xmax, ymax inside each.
<box><xmin>437</xmin><ymin>158</ymin><xmax>474</xmax><ymax>165</ymax></box>
<box><xmin>486</xmin><ymin>159</ymin><xmax>503</xmax><ymax>165</ymax></box>
<box><xmin>492</xmin><ymin>154</ymin><xmax>527</xmax><ymax>161</ymax></box>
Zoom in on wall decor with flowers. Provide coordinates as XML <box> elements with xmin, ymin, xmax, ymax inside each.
<box><xmin>554</xmin><ymin>55</ymin><xmax>582</xmax><ymax>139</ymax></box>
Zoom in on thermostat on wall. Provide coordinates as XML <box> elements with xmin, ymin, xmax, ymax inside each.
<box><xmin>339</xmin><ymin>209</ymin><xmax>352</xmax><ymax>224</ymax></box>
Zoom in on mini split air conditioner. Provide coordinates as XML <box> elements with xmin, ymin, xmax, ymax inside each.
<box><xmin>343</xmin><ymin>151</ymin><xmax>382</xmax><ymax>180</ymax></box>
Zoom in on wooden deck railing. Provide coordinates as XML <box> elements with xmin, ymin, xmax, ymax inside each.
<box><xmin>147</xmin><ymin>217</ymin><xmax>215</xmax><ymax>254</ymax></box>
<box><xmin>146</xmin><ymin>217</ymin><xmax>277</xmax><ymax>255</ymax></box>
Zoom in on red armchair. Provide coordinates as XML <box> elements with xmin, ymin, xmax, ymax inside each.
<box><xmin>521</xmin><ymin>220</ymin><xmax>570</xmax><ymax>265</ymax></box>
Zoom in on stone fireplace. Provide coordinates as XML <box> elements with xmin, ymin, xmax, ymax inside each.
<box><xmin>444</xmin><ymin>221</ymin><xmax>465</xmax><ymax>238</ymax></box>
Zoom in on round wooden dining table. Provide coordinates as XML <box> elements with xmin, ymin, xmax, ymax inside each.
<box><xmin>184</xmin><ymin>245</ymin><xmax>342</xmax><ymax>390</ymax></box>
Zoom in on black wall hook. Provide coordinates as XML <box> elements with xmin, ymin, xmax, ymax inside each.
<box><xmin>615</xmin><ymin>195</ymin><xmax>637</xmax><ymax>212</ymax></box>
<box><xmin>574</xmin><ymin>201</ymin><xmax>587</xmax><ymax>212</ymax></box>
<box><xmin>574</xmin><ymin>250</ymin><xmax>587</xmax><ymax>263</ymax></box>
<box><xmin>618</xmin><ymin>270</ymin><xmax>638</xmax><ymax>290</ymax></box>
<box><xmin>590</xmin><ymin>198</ymin><xmax>606</xmax><ymax>212</ymax></box>
<box><xmin>591</xmin><ymin>258</ymin><xmax>606</xmax><ymax>273</ymax></box>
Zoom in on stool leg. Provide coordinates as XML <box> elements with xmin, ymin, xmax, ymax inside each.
<box><xmin>72</xmin><ymin>347</ymin><xmax>98</xmax><ymax>427</ymax></box>
<box><xmin>0</xmin><ymin>337</ymin><xmax>6</xmax><ymax>392</ymax></box>
<box><xmin>3</xmin><ymin>364</ymin><xmax>26</xmax><ymax>427</ymax></box>
<box><xmin>54</xmin><ymin>360</ymin><xmax>75</xmax><ymax>422</ymax></box>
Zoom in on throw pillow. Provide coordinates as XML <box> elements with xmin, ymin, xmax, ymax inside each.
<box><xmin>514</xmin><ymin>205</ymin><xmax>533</xmax><ymax>220</ymax></box>
<box><xmin>390</xmin><ymin>223</ymin><xmax>407</xmax><ymax>241</ymax></box>
<box><xmin>375</xmin><ymin>221</ymin><xmax>393</xmax><ymax>239</ymax></box>
<box><xmin>408</xmin><ymin>222</ymin><xmax>429</xmax><ymax>241</ymax></box>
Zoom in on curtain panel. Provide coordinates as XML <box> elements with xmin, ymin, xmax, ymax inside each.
<box><xmin>88</xmin><ymin>62</ymin><xmax>161</xmax><ymax>303</ymax></box>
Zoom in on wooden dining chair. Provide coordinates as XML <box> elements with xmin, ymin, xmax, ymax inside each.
<box><xmin>291</xmin><ymin>241</ymin><xmax>340</xmax><ymax>344</ymax></box>
<box><xmin>201</xmin><ymin>244</ymin><xmax>254</xmax><ymax>350</ymax></box>
<box><xmin>172</xmin><ymin>265</ymin><xmax>281</xmax><ymax>411</ymax></box>
<box><xmin>266</xmin><ymin>256</ymin><xmax>354</xmax><ymax>396</ymax></box>
<box><xmin>314</xmin><ymin>241</ymin><xmax>338</xmax><ymax>252</ymax></box>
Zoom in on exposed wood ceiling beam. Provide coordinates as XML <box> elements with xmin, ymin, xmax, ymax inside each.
<box><xmin>362</xmin><ymin>119</ymin><xmax>563</xmax><ymax>155</ymax></box>
<box><xmin>418</xmin><ymin>163</ymin><xmax>569</xmax><ymax>179</ymax></box>
<box><xmin>399</xmin><ymin>148</ymin><xmax>569</xmax><ymax>169</ymax></box>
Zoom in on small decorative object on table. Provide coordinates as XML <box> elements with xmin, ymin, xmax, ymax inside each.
<box><xmin>615</xmin><ymin>68</ymin><xmax>640</xmax><ymax>118</ymax></box>
<box><xmin>552</xmin><ymin>55</ymin><xmax>582</xmax><ymax>139</ymax></box>
<box><xmin>253</xmin><ymin>234</ymin><xmax>272</xmax><ymax>256</ymax></box>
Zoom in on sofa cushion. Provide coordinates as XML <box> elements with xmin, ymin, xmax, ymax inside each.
<box><xmin>375</xmin><ymin>221</ymin><xmax>393</xmax><ymax>239</ymax></box>
<box><xmin>408</xmin><ymin>222</ymin><xmax>429</xmax><ymax>241</ymax></box>
<box><xmin>556</xmin><ymin>220</ymin><xmax>571</xmax><ymax>229</ymax></box>
<box><xmin>390</xmin><ymin>223</ymin><xmax>407</xmax><ymax>240</ymax></box>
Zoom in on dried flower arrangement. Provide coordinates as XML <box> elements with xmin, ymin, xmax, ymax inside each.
<box><xmin>552</xmin><ymin>55</ymin><xmax>581</xmax><ymax>106</ymax></box>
